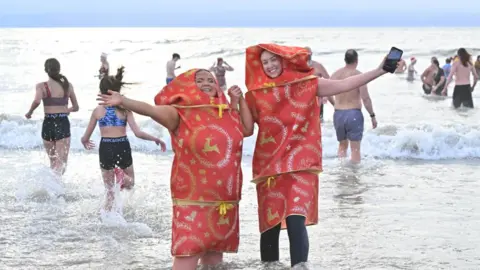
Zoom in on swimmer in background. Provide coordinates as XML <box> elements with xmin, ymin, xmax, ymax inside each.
<box><xmin>166</xmin><ymin>53</ymin><xmax>181</xmax><ymax>85</ymax></box>
<box><xmin>331</xmin><ymin>49</ymin><xmax>377</xmax><ymax>163</ymax></box>
<box><xmin>421</xmin><ymin>57</ymin><xmax>438</xmax><ymax>93</ymax></box>
<box><xmin>209</xmin><ymin>57</ymin><xmax>234</xmax><ymax>91</ymax></box>
<box><xmin>395</xmin><ymin>59</ymin><xmax>407</xmax><ymax>74</ymax></box>
<box><xmin>305</xmin><ymin>46</ymin><xmax>334</xmax><ymax>122</ymax></box>
<box><xmin>442</xmin><ymin>48</ymin><xmax>478</xmax><ymax>108</ymax></box>
<box><xmin>443</xmin><ymin>57</ymin><xmax>452</xmax><ymax>79</ymax></box>
<box><xmin>430</xmin><ymin>59</ymin><xmax>446</xmax><ymax>96</ymax></box>
<box><xmin>474</xmin><ymin>55</ymin><xmax>480</xmax><ymax>79</ymax></box>
<box><xmin>98</xmin><ymin>53</ymin><xmax>109</xmax><ymax>79</ymax></box>
<box><xmin>406</xmin><ymin>57</ymin><xmax>417</xmax><ymax>81</ymax></box>
<box><xmin>81</xmin><ymin>66</ymin><xmax>166</xmax><ymax>212</ymax></box>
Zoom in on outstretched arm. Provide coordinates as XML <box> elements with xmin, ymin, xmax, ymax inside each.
<box><xmin>97</xmin><ymin>91</ymin><xmax>180</xmax><ymax>132</ymax></box>
<box><xmin>317</xmin><ymin>68</ymin><xmax>385</xmax><ymax>97</ymax></box>
<box><xmin>126</xmin><ymin>111</ymin><xmax>167</xmax><ymax>151</ymax></box>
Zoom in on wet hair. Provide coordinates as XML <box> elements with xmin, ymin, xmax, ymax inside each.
<box><xmin>432</xmin><ymin>59</ymin><xmax>440</xmax><ymax>67</ymax></box>
<box><xmin>344</xmin><ymin>49</ymin><xmax>358</xmax><ymax>64</ymax></box>
<box><xmin>446</xmin><ymin>58</ymin><xmax>451</xmax><ymax>64</ymax></box>
<box><xmin>44</xmin><ymin>58</ymin><xmax>70</xmax><ymax>93</ymax></box>
<box><xmin>457</xmin><ymin>48</ymin><xmax>471</xmax><ymax>67</ymax></box>
<box><xmin>99</xmin><ymin>66</ymin><xmax>129</xmax><ymax>112</ymax></box>
<box><xmin>99</xmin><ymin>66</ymin><xmax>127</xmax><ymax>94</ymax></box>
<box><xmin>172</xmin><ymin>53</ymin><xmax>180</xmax><ymax>60</ymax></box>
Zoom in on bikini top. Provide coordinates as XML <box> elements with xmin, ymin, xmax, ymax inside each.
<box><xmin>98</xmin><ymin>106</ymin><xmax>127</xmax><ymax>127</ymax></box>
<box><xmin>42</xmin><ymin>82</ymin><xmax>68</xmax><ymax>106</ymax></box>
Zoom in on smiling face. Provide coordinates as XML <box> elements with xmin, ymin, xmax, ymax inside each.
<box><xmin>195</xmin><ymin>70</ymin><xmax>218</xmax><ymax>97</ymax></box>
<box><xmin>260</xmin><ymin>50</ymin><xmax>283</xmax><ymax>78</ymax></box>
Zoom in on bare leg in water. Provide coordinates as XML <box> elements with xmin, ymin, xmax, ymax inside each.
<box><xmin>43</xmin><ymin>137</ymin><xmax>71</xmax><ymax>175</ymax></box>
<box><xmin>173</xmin><ymin>252</ymin><xmax>223</xmax><ymax>270</ymax></box>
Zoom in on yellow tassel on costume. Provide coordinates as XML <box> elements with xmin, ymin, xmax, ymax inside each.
<box><xmin>217</xmin><ymin>202</ymin><xmax>234</xmax><ymax>216</ymax></box>
<box><xmin>210</xmin><ymin>99</ymin><xmax>228</xmax><ymax>118</ymax></box>
<box><xmin>263</xmin><ymin>176</ymin><xmax>276</xmax><ymax>188</ymax></box>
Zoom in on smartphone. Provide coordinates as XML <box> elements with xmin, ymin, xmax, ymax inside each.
<box><xmin>383</xmin><ymin>47</ymin><xmax>403</xmax><ymax>73</ymax></box>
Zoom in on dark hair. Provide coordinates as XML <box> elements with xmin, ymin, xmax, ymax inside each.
<box><xmin>476</xmin><ymin>55</ymin><xmax>480</xmax><ymax>61</ymax></box>
<box><xmin>99</xmin><ymin>66</ymin><xmax>126</xmax><ymax>94</ymax></box>
<box><xmin>344</xmin><ymin>49</ymin><xmax>358</xmax><ymax>64</ymax></box>
<box><xmin>446</xmin><ymin>58</ymin><xmax>451</xmax><ymax>64</ymax></box>
<box><xmin>172</xmin><ymin>53</ymin><xmax>180</xmax><ymax>60</ymax></box>
<box><xmin>432</xmin><ymin>59</ymin><xmax>440</xmax><ymax>67</ymax></box>
<box><xmin>44</xmin><ymin>58</ymin><xmax>70</xmax><ymax>93</ymax></box>
<box><xmin>457</xmin><ymin>48</ymin><xmax>471</xmax><ymax>67</ymax></box>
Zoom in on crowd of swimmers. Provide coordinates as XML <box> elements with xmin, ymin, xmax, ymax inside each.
<box><xmin>23</xmin><ymin>44</ymin><xmax>477</xmax><ymax>269</ymax></box>
<box><xmin>395</xmin><ymin>49</ymin><xmax>479</xmax><ymax>108</ymax></box>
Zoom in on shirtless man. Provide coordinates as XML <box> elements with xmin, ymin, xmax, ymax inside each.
<box><xmin>305</xmin><ymin>46</ymin><xmax>334</xmax><ymax>122</ymax></box>
<box><xmin>395</xmin><ymin>59</ymin><xmax>407</xmax><ymax>74</ymax></box>
<box><xmin>166</xmin><ymin>53</ymin><xmax>181</xmax><ymax>84</ymax></box>
<box><xmin>421</xmin><ymin>56</ymin><xmax>438</xmax><ymax>93</ymax></box>
<box><xmin>98</xmin><ymin>53</ymin><xmax>109</xmax><ymax>79</ymax></box>
<box><xmin>209</xmin><ymin>57</ymin><xmax>234</xmax><ymax>91</ymax></box>
<box><xmin>330</xmin><ymin>49</ymin><xmax>377</xmax><ymax>163</ymax></box>
<box><xmin>442</xmin><ymin>48</ymin><xmax>478</xmax><ymax>108</ymax></box>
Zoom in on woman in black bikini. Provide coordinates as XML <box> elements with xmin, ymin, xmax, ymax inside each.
<box><xmin>25</xmin><ymin>58</ymin><xmax>79</xmax><ymax>175</ymax></box>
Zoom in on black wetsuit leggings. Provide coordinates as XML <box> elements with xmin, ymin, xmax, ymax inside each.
<box><xmin>260</xmin><ymin>215</ymin><xmax>309</xmax><ymax>267</ymax></box>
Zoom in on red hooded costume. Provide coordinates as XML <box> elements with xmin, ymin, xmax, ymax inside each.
<box><xmin>245</xmin><ymin>44</ymin><xmax>321</xmax><ymax>232</ymax></box>
<box><xmin>154</xmin><ymin>69</ymin><xmax>244</xmax><ymax>256</ymax></box>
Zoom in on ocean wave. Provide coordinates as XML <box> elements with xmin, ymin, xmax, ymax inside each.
<box><xmin>1</xmin><ymin>113</ymin><xmax>479</xmax><ymax>160</ymax></box>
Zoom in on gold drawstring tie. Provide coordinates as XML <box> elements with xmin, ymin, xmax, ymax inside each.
<box><xmin>217</xmin><ymin>202</ymin><xmax>234</xmax><ymax>216</ymax></box>
<box><xmin>263</xmin><ymin>176</ymin><xmax>276</xmax><ymax>188</ymax></box>
<box><xmin>210</xmin><ymin>99</ymin><xmax>228</xmax><ymax>118</ymax></box>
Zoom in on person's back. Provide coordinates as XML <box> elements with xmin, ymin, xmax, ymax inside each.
<box><xmin>331</xmin><ymin>68</ymin><xmax>362</xmax><ymax>110</ymax></box>
<box><xmin>96</xmin><ymin>105</ymin><xmax>128</xmax><ymax>138</ymax></box>
<box><xmin>39</xmin><ymin>79</ymin><xmax>71</xmax><ymax>114</ymax></box>
<box><xmin>443</xmin><ymin>58</ymin><xmax>452</xmax><ymax>79</ymax></box>
<box><xmin>454</xmin><ymin>61</ymin><xmax>473</xmax><ymax>85</ymax></box>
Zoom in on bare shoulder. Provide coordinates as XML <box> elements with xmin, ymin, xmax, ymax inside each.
<box><xmin>35</xmin><ymin>82</ymin><xmax>45</xmax><ymax>89</ymax></box>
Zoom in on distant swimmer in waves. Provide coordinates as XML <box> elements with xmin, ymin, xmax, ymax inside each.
<box><xmin>99</xmin><ymin>53</ymin><xmax>109</xmax><ymax>79</ymax></box>
<box><xmin>443</xmin><ymin>57</ymin><xmax>452</xmax><ymax>79</ymax></box>
<box><xmin>395</xmin><ymin>59</ymin><xmax>407</xmax><ymax>74</ymax></box>
<box><xmin>25</xmin><ymin>58</ymin><xmax>79</xmax><ymax>175</ymax></box>
<box><xmin>209</xmin><ymin>57</ymin><xmax>234</xmax><ymax>92</ymax></box>
<box><xmin>331</xmin><ymin>49</ymin><xmax>377</xmax><ymax>163</ymax></box>
<box><xmin>475</xmin><ymin>55</ymin><xmax>480</xmax><ymax>79</ymax></box>
<box><xmin>406</xmin><ymin>57</ymin><xmax>417</xmax><ymax>82</ymax></box>
<box><xmin>421</xmin><ymin>56</ymin><xmax>438</xmax><ymax>93</ymax></box>
<box><xmin>442</xmin><ymin>48</ymin><xmax>479</xmax><ymax>108</ymax></box>
<box><xmin>429</xmin><ymin>59</ymin><xmax>446</xmax><ymax>96</ymax></box>
<box><xmin>305</xmin><ymin>46</ymin><xmax>334</xmax><ymax>122</ymax></box>
<box><xmin>81</xmin><ymin>66</ymin><xmax>166</xmax><ymax>212</ymax></box>
<box><xmin>166</xmin><ymin>53</ymin><xmax>181</xmax><ymax>85</ymax></box>
<box><xmin>97</xmin><ymin>69</ymin><xmax>254</xmax><ymax>270</ymax></box>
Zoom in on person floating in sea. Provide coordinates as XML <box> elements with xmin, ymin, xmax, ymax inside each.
<box><xmin>209</xmin><ymin>57</ymin><xmax>234</xmax><ymax>92</ymax></box>
<box><xmin>330</xmin><ymin>49</ymin><xmax>377</xmax><ymax>163</ymax></box>
<box><xmin>406</xmin><ymin>57</ymin><xmax>417</xmax><ymax>82</ymax></box>
<box><xmin>25</xmin><ymin>58</ymin><xmax>79</xmax><ymax>176</ymax></box>
<box><xmin>81</xmin><ymin>66</ymin><xmax>166</xmax><ymax>212</ymax></box>
<box><xmin>97</xmin><ymin>69</ymin><xmax>254</xmax><ymax>270</ymax></box>
<box><xmin>305</xmin><ymin>46</ymin><xmax>334</xmax><ymax>122</ymax></box>
<box><xmin>98</xmin><ymin>53</ymin><xmax>109</xmax><ymax>79</ymax></box>
<box><xmin>166</xmin><ymin>53</ymin><xmax>181</xmax><ymax>85</ymax></box>
<box><xmin>442</xmin><ymin>48</ymin><xmax>478</xmax><ymax>108</ymax></box>
<box><xmin>243</xmin><ymin>43</ymin><xmax>395</xmax><ymax>268</ymax></box>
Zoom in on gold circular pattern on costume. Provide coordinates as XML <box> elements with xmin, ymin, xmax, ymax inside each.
<box><xmin>255</xmin><ymin>116</ymin><xmax>288</xmax><ymax>159</ymax></box>
<box><xmin>189</xmin><ymin>124</ymin><xmax>233</xmax><ymax>169</ymax></box>
<box><xmin>174</xmin><ymin>162</ymin><xmax>197</xmax><ymax>200</ymax></box>
<box><xmin>284</xmin><ymin>80</ymin><xmax>316</xmax><ymax>109</ymax></box>
<box><xmin>171</xmin><ymin>235</ymin><xmax>206</xmax><ymax>256</ymax></box>
<box><xmin>286</xmin><ymin>143</ymin><xmax>322</xmax><ymax>184</ymax></box>
<box><xmin>258</xmin><ymin>190</ymin><xmax>287</xmax><ymax>229</ymax></box>
<box><xmin>207</xmin><ymin>205</ymin><xmax>238</xmax><ymax>240</ymax></box>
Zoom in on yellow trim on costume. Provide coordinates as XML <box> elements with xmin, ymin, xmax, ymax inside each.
<box><xmin>247</xmin><ymin>74</ymin><xmax>318</xmax><ymax>91</ymax></box>
<box><xmin>251</xmin><ymin>168</ymin><xmax>323</xmax><ymax>184</ymax></box>
<box><xmin>216</xmin><ymin>202</ymin><xmax>234</xmax><ymax>216</ymax></box>
<box><xmin>262</xmin><ymin>176</ymin><xmax>276</xmax><ymax>188</ymax></box>
<box><xmin>172</xmin><ymin>199</ymin><xmax>239</xmax><ymax>207</ymax></box>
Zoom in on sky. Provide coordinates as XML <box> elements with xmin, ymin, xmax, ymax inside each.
<box><xmin>1</xmin><ymin>0</ymin><xmax>479</xmax><ymax>27</ymax></box>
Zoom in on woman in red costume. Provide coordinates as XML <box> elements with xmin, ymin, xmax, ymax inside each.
<box><xmin>244</xmin><ymin>44</ymin><xmax>395</xmax><ymax>267</ymax></box>
<box><xmin>97</xmin><ymin>69</ymin><xmax>254</xmax><ymax>270</ymax></box>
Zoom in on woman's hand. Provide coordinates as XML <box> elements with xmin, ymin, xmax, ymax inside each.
<box><xmin>155</xmin><ymin>138</ymin><xmax>167</xmax><ymax>152</ymax></box>
<box><xmin>97</xmin><ymin>90</ymin><xmax>123</xmax><ymax>106</ymax></box>
<box><xmin>25</xmin><ymin>112</ymin><xmax>32</xmax><ymax>119</ymax></box>
<box><xmin>228</xmin><ymin>85</ymin><xmax>243</xmax><ymax>102</ymax></box>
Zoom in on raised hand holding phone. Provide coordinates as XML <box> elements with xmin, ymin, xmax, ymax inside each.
<box><xmin>382</xmin><ymin>47</ymin><xmax>403</xmax><ymax>73</ymax></box>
